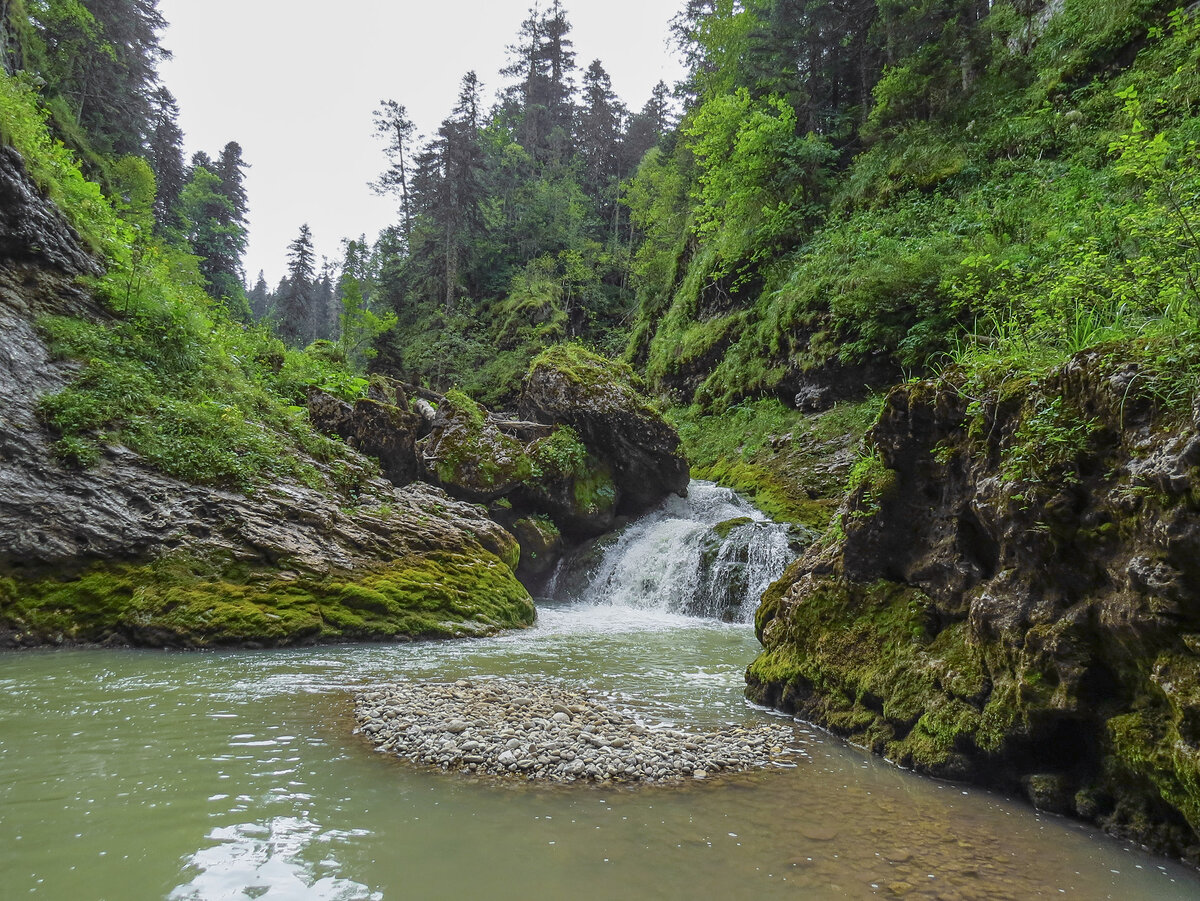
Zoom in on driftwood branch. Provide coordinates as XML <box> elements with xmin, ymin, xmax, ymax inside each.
<box><xmin>491</xmin><ymin>419</ymin><xmax>555</xmax><ymax>439</ymax></box>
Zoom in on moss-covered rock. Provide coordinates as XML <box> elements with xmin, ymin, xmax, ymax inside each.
<box><xmin>516</xmin><ymin>425</ymin><xmax>618</xmax><ymax>537</ymax></box>
<box><xmin>0</xmin><ymin>547</ymin><xmax>534</xmax><ymax>648</ymax></box>
<box><xmin>417</xmin><ymin>390</ymin><xmax>535</xmax><ymax>502</ymax></box>
<box><xmin>748</xmin><ymin>349</ymin><xmax>1200</xmax><ymax>862</ymax></box>
<box><xmin>510</xmin><ymin>515</ymin><xmax>563</xmax><ymax>581</ymax></box>
<box><xmin>668</xmin><ymin>397</ymin><xmax>878</xmax><ymax>530</ymax></box>
<box><xmin>307</xmin><ymin>388</ymin><xmax>423</xmax><ymax>486</ymax></box>
<box><xmin>519</xmin><ymin>344</ymin><xmax>689</xmax><ymax>514</ymax></box>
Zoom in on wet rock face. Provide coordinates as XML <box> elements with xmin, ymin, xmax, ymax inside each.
<box><xmin>747</xmin><ymin>352</ymin><xmax>1200</xmax><ymax>861</ymax></box>
<box><xmin>519</xmin><ymin>345</ymin><xmax>690</xmax><ymax>514</ymax></box>
<box><xmin>355</xmin><ymin>678</ymin><xmax>797</xmax><ymax>783</ymax></box>
<box><xmin>0</xmin><ymin>146</ymin><xmax>101</xmax><ymax>277</ymax></box>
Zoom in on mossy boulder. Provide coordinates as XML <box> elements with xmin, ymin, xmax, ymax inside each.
<box><xmin>510</xmin><ymin>515</ymin><xmax>563</xmax><ymax>581</ymax></box>
<box><xmin>307</xmin><ymin>388</ymin><xmax>423</xmax><ymax>486</ymax></box>
<box><xmin>747</xmin><ymin>350</ymin><xmax>1200</xmax><ymax>862</ymax></box>
<box><xmin>515</xmin><ymin>426</ymin><xmax>618</xmax><ymax>537</ymax></box>
<box><xmin>519</xmin><ymin>344</ymin><xmax>689</xmax><ymax>515</ymax></box>
<box><xmin>416</xmin><ymin>390</ymin><xmax>535</xmax><ymax>502</ymax></box>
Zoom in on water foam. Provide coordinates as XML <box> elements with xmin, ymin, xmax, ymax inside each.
<box><xmin>558</xmin><ymin>481</ymin><xmax>798</xmax><ymax>623</ymax></box>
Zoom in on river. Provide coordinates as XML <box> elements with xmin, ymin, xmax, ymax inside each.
<box><xmin>1</xmin><ymin>483</ymin><xmax>1197</xmax><ymax>899</ymax></box>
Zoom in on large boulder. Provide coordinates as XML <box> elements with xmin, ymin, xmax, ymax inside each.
<box><xmin>416</xmin><ymin>390</ymin><xmax>534</xmax><ymax>502</ymax></box>
<box><xmin>518</xmin><ymin>345</ymin><xmax>689</xmax><ymax>514</ymax></box>
<box><xmin>306</xmin><ymin>388</ymin><xmax>422</xmax><ymax>487</ymax></box>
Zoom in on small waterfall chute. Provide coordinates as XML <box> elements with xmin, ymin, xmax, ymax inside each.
<box><xmin>555</xmin><ymin>481</ymin><xmax>803</xmax><ymax>623</ymax></box>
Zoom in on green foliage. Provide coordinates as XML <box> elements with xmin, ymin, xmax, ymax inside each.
<box><xmin>626</xmin><ymin>0</ymin><xmax>1200</xmax><ymax>415</ymax></box>
<box><xmin>999</xmin><ymin>395</ymin><xmax>1098</xmax><ymax>491</ymax></box>
<box><xmin>2</xmin><ymin>70</ymin><xmax>376</xmax><ymax>492</ymax></box>
<box><xmin>688</xmin><ymin>89</ymin><xmax>834</xmax><ymax>277</ymax></box>
<box><xmin>337</xmin><ymin>272</ymin><xmax>396</xmax><ymax>371</ymax></box>
<box><xmin>0</xmin><ymin>71</ymin><xmax>120</xmax><ymax>254</ymax></box>
<box><xmin>669</xmin><ymin>396</ymin><xmax>880</xmax><ymax>528</ymax></box>
<box><xmin>529</xmin><ymin>425</ymin><xmax>589</xmax><ymax>478</ymax></box>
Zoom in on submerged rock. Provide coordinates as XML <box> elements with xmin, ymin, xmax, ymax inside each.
<box><xmin>747</xmin><ymin>352</ymin><xmax>1200</xmax><ymax>862</ymax></box>
<box><xmin>355</xmin><ymin>678</ymin><xmax>797</xmax><ymax>783</ymax></box>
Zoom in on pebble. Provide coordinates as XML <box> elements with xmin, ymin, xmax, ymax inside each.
<box><xmin>353</xmin><ymin>678</ymin><xmax>797</xmax><ymax>784</ymax></box>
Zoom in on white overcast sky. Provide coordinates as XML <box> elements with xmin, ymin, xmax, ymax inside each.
<box><xmin>156</xmin><ymin>0</ymin><xmax>686</xmax><ymax>286</ymax></box>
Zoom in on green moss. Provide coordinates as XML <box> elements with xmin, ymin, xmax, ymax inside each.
<box><xmin>526</xmin><ymin>343</ymin><xmax>659</xmax><ymax>417</ymax></box>
<box><xmin>749</xmin><ymin>576</ymin><xmax>1002</xmax><ymax>772</ymax></box>
<box><xmin>669</xmin><ymin>396</ymin><xmax>880</xmax><ymax>528</ymax></box>
<box><xmin>1105</xmin><ymin>655</ymin><xmax>1200</xmax><ymax>835</ymax></box>
<box><xmin>695</xmin><ymin>457</ymin><xmax>834</xmax><ymax>528</ymax></box>
<box><xmin>845</xmin><ymin>450</ymin><xmax>899</xmax><ymax>520</ymax></box>
<box><xmin>431</xmin><ymin>392</ymin><xmax>535</xmax><ymax>496</ymax></box>
<box><xmin>712</xmin><ymin>517</ymin><xmax>753</xmax><ymax>541</ymax></box>
<box><xmin>0</xmin><ymin>549</ymin><xmax>535</xmax><ymax>648</ymax></box>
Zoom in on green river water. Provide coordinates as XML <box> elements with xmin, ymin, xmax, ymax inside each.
<box><xmin>1</xmin><ymin>601</ymin><xmax>1198</xmax><ymax>900</ymax></box>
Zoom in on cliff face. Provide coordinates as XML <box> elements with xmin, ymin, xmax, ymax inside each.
<box><xmin>747</xmin><ymin>351</ymin><xmax>1200</xmax><ymax>861</ymax></box>
<box><xmin>0</xmin><ymin>146</ymin><xmax>533</xmax><ymax>647</ymax></box>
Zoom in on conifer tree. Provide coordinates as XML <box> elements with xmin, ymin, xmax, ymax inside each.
<box><xmin>177</xmin><ymin>158</ymin><xmax>250</xmax><ymax>320</ymax></box>
<box><xmin>372</xmin><ymin>99</ymin><xmax>418</xmax><ymax>245</ymax></box>
<box><xmin>146</xmin><ymin>87</ymin><xmax>186</xmax><ymax>231</ymax></box>
<box><xmin>278</xmin><ymin>224</ymin><xmax>316</xmax><ymax>346</ymax></box>
<box><xmin>248</xmin><ymin>270</ymin><xmax>272</xmax><ymax>322</ymax></box>
<box><xmin>578</xmin><ymin>59</ymin><xmax>626</xmax><ymax>228</ymax></box>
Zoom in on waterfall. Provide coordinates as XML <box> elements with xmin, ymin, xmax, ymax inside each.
<box><xmin>553</xmin><ymin>481</ymin><xmax>804</xmax><ymax>624</ymax></box>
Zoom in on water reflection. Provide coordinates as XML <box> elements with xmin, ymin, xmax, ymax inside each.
<box><xmin>169</xmin><ymin>818</ymin><xmax>381</xmax><ymax>901</ymax></box>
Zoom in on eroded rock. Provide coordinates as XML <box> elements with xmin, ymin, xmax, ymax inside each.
<box><xmin>519</xmin><ymin>345</ymin><xmax>689</xmax><ymax>514</ymax></box>
<box><xmin>747</xmin><ymin>351</ymin><xmax>1200</xmax><ymax>862</ymax></box>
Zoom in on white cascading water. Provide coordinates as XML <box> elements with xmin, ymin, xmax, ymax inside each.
<box><xmin>554</xmin><ymin>480</ymin><xmax>800</xmax><ymax>623</ymax></box>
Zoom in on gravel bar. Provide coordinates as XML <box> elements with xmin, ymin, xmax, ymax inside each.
<box><xmin>354</xmin><ymin>678</ymin><xmax>798</xmax><ymax>783</ymax></box>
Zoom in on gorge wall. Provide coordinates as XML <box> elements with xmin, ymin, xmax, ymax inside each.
<box><xmin>747</xmin><ymin>352</ymin><xmax>1200</xmax><ymax>860</ymax></box>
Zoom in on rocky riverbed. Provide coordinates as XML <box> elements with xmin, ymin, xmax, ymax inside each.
<box><xmin>354</xmin><ymin>678</ymin><xmax>797</xmax><ymax>783</ymax></box>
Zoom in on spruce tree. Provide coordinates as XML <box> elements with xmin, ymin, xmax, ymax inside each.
<box><xmin>578</xmin><ymin>60</ymin><xmax>626</xmax><ymax>228</ymax></box>
<box><xmin>278</xmin><ymin>224</ymin><xmax>316</xmax><ymax>346</ymax></box>
<box><xmin>146</xmin><ymin>87</ymin><xmax>186</xmax><ymax>231</ymax></box>
<box><xmin>372</xmin><ymin>100</ymin><xmax>418</xmax><ymax>245</ymax></box>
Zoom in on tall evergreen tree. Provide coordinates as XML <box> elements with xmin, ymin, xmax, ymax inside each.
<box><xmin>503</xmin><ymin>1</ymin><xmax>578</xmax><ymax>164</ymax></box>
<box><xmin>248</xmin><ymin>270</ymin><xmax>272</xmax><ymax>322</ymax></box>
<box><xmin>175</xmin><ymin>145</ymin><xmax>250</xmax><ymax>319</ymax></box>
<box><xmin>577</xmin><ymin>59</ymin><xmax>626</xmax><ymax>228</ymax></box>
<box><xmin>32</xmin><ymin>0</ymin><xmax>171</xmax><ymax>156</ymax></box>
<box><xmin>146</xmin><ymin>86</ymin><xmax>186</xmax><ymax>231</ymax></box>
<box><xmin>624</xmin><ymin>80</ymin><xmax>675</xmax><ymax>165</ymax></box>
<box><xmin>372</xmin><ymin>99</ymin><xmax>418</xmax><ymax>245</ymax></box>
<box><xmin>278</xmin><ymin>224</ymin><xmax>316</xmax><ymax>346</ymax></box>
<box><xmin>215</xmin><ymin>141</ymin><xmax>249</xmax><ymax>229</ymax></box>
